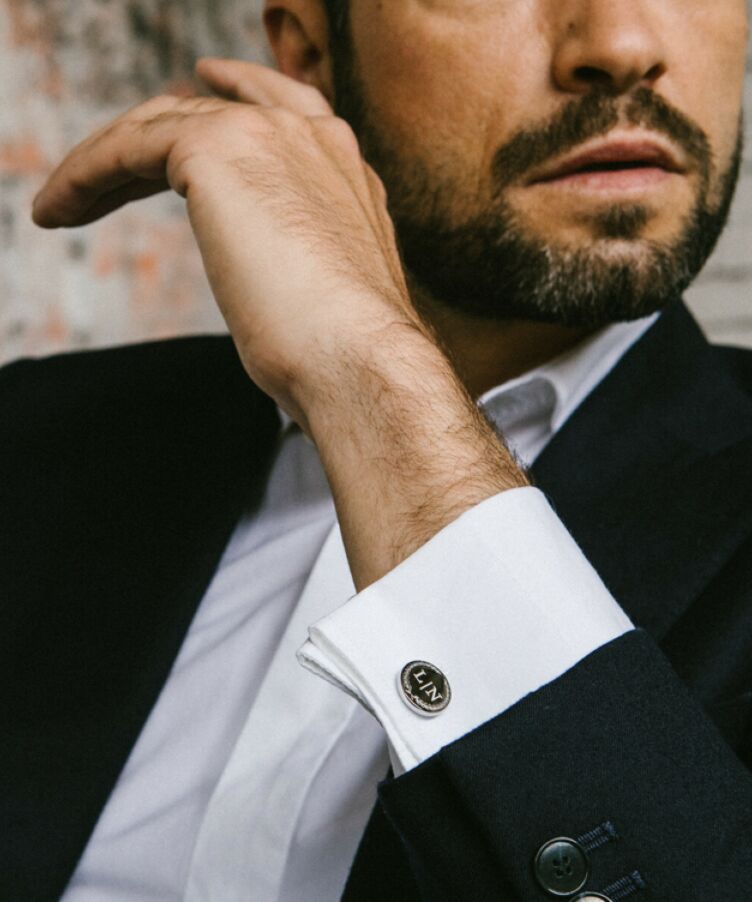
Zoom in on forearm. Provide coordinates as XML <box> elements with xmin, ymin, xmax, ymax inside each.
<box><xmin>30</xmin><ymin>57</ymin><xmax>526</xmax><ymax>593</ymax></box>
<box><xmin>302</xmin><ymin>320</ymin><xmax>528</xmax><ymax>591</ymax></box>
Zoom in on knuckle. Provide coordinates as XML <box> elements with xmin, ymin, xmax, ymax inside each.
<box><xmin>300</xmin><ymin>83</ymin><xmax>329</xmax><ymax>109</ymax></box>
<box><xmin>224</xmin><ymin>104</ymin><xmax>270</xmax><ymax>131</ymax></box>
<box><xmin>172</xmin><ymin>132</ymin><xmax>201</xmax><ymax>159</ymax></box>
<box><xmin>172</xmin><ymin>129</ymin><xmax>213</xmax><ymax>168</ymax></box>
<box><xmin>167</xmin><ymin>140</ymin><xmax>203</xmax><ymax>195</ymax></box>
<box><xmin>190</xmin><ymin>96</ymin><xmax>230</xmax><ymax>114</ymax></box>
<box><xmin>140</xmin><ymin>94</ymin><xmax>181</xmax><ymax>116</ymax></box>
<box><xmin>234</xmin><ymin>106</ymin><xmax>306</xmax><ymax>146</ymax></box>
<box><xmin>241</xmin><ymin>116</ymin><xmax>278</xmax><ymax>148</ymax></box>
<box><xmin>317</xmin><ymin>116</ymin><xmax>360</xmax><ymax>152</ymax></box>
<box><xmin>299</xmin><ymin>83</ymin><xmax>320</xmax><ymax>100</ymax></box>
<box><xmin>371</xmin><ymin>172</ymin><xmax>388</xmax><ymax>201</ymax></box>
<box><xmin>140</xmin><ymin>94</ymin><xmax>224</xmax><ymax>126</ymax></box>
<box><xmin>265</xmin><ymin>106</ymin><xmax>305</xmax><ymax>129</ymax></box>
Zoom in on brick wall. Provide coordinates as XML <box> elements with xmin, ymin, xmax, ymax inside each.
<box><xmin>1</xmin><ymin>0</ymin><xmax>750</xmax><ymax>365</ymax></box>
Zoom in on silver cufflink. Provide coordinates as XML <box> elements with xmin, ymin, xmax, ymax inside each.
<box><xmin>398</xmin><ymin>660</ymin><xmax>451</xmax><ymax>716</ymax></box>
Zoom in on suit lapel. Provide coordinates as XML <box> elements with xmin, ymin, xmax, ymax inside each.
<box><xmin>0</xmin><ymin>336</ymin><xmax>280</xmax><ymax>901</ymax></box>
<box><xmin>531</xmin><ymin>300</ymin><xmax>752</xmax><ymax>640</ymax></box>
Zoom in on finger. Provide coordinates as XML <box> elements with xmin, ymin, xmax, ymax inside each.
<box><xmin>310</xmin><ymin>115</ymin><xmax>386</xmax><ymax>238</ymax></box>
<box><xmin>196</xmin><ymin>57</ymin><xmax>332</xmax><ymax>116</ymax></box>
<box><xmin>32</xmin><ymin>97</ymin><xmax>214</xmax><ymax>228</ymax></box>
<box><xmin>363</xmin><ymin>165</ymin><xmax>394</xmax><ymax>242</ymax></box>
<box><xmin>62</xmin><ymin>178</ymin><xmax>171</xmax><ymax>228</ymax></box>
<box><xmin>196</xmin><ymin>57</ymin><xmax>276</xmax><ymax>106</ymax></box>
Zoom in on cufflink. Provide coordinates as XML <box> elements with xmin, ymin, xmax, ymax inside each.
<box><xmin>398</xmin><ymin>661</ymin><xmax>451</xmax><ymax>716</ymax></box>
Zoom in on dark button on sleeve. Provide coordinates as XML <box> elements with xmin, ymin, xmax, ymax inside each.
<box><xmin>534</xmin><ymin>837</ymin><xmax>590</xmax><ymax>896</ymax></box>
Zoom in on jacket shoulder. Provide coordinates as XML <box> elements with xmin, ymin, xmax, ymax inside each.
<box><xmin>716</xmin><ymin>341</ymin><xmax>752</xmax><ymax>398</ymax></box>
<box><xmin>1</xmin><ymin>335</ymin><xmax>249</xmax><ymax>425</ymax></box>
<box><xmin>0</xmin><ymin>335</ymin><xmax>271</xmax><ymax>453</ymax></box>
<box><xmin>0</xmin><ymin>336</ymin><xmax>279</xmax><ymax>506</ymax></box>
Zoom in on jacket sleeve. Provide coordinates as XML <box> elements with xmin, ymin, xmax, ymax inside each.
<box><xmin>374</xmin><ymin>628</ymin><xmax>752</xmax><ymax>901</ymax></box>
<box><xmin>303</xmin><ymin>485</ymin><xmax>752</xmax><ymax>899</ymax></box>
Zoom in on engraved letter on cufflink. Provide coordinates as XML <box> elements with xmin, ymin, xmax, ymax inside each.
<box><xmin>399</xmin><ymin>661</ymin><xmax>451</xmax><ymax>716</ymax></box>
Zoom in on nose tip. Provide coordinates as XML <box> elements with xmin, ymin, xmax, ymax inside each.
<box><xmin>571</xmin><ymin>60</ymin><xmax>666</xmax><ymax>96</ymax></box>
<box><xmin>553</xmin><ymin>7</ymin><xmax>668</xmax><ymax>96</ymax></box>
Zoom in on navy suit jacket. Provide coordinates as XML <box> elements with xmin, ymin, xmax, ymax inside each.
<box><xmin>1</xmin><ymin>300</ymin><xmax>751</xmax><ymax>900</ymax></box>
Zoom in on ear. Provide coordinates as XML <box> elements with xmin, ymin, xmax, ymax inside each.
<box><xmin>264</xmin><ymin>1</ymin><xmax>335</xmax><ymax>104</ymax></box>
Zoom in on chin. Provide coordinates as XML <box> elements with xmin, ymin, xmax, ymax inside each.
<box><xmin>580</xmin><ymin>237</ymin><xmax>664</xmax><ymax>263</ymax></box>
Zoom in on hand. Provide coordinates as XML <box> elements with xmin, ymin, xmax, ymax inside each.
<box><xmin>32</xmin><ymin>58</ymin><xmax>419</xmax><ymax>430</ymax></box>
<box><xmin>32</xmin><ymin>58</ymin><xmax>526</xmax><ymax>589</ymax></box>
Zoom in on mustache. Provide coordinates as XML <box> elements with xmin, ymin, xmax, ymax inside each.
<box><xmin>491</xmin><ymin>87</ymin><xmax>712</xmax><ymax>190</ymax></box>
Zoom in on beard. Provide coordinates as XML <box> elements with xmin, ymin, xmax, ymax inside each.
<box><xmin>329</xmin><ymin>41</ymin><xmax>743</xmax><ymax>328</ymax></box>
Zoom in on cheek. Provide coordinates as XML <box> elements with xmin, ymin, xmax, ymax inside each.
<box><xmin>668</xmin><ymin>9</ymin><xmax>747</xmax><ymax>179</ymax></box>
<box><xmin>350</xmin><ymin>5</ymin><xmax>545</xmax><ymax>207</ymax></box>
<box><xmin>354</xmin><ymin>28</ymin><xmax>483</xmax><ymax>147</ymax></box>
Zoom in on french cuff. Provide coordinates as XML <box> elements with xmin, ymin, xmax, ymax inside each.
<box><xmin>297</xmin><ymin>486</ymin><xmax>633</xmax><ymax>774</ymax></box>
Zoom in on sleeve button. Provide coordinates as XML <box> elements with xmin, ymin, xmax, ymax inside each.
<box><xmin>533</xmin><ymin>837</ymin><xmax>590</xmax><ymax>896</ymax></box>
<box><xmin>398</xmin><ymin>661</ymin><xmax>451</xmax><ymax>715</ymax></box>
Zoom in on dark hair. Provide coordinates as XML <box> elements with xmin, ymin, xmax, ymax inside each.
<box><xmin>322</xmin><ymin>0</ymin><xmax>350</xmax><ymax>47</ymax></box>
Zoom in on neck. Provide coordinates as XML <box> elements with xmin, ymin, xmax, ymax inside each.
<box><xmin>412</xmin><ymin>287</ymin><xmax>594</xmax><ymax>399</ymax></box>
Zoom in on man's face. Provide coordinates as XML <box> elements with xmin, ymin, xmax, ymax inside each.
<box><xmin>330</xmin><ymin>0</ymin><xmax>748</xmax><ymax>326</ymax></box>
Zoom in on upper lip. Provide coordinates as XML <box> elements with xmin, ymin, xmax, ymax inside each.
<box><xmin>528</xmin><ymin>135</ymin><xmax>686</xmax><ymax>184</ymax></box>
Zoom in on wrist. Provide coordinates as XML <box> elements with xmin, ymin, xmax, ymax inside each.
<box><xmin>298</xmin><ymin>319</ymin><xmax>528</xmax><ymax>588</ymax></box>
<box><xmin>301</xmin><ymin>316</ymin><xmax>445</xmax><ymax>438</ymax></box>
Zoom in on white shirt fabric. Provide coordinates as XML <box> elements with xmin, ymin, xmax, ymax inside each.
<box><xmin>63</xmin><ymin>314</ymin><xmax>657</xmax><ymax>902</ymax></box>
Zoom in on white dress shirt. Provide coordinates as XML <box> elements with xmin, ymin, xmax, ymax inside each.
<box><xmin>63</xmin><ymin>314</ymin><xmax>657</xmax><ymax>902</ymax></box>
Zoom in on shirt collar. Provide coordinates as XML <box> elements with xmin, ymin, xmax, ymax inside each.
<box><xmin>278</xmin><ymin>312</ymin><xmax>660</xmax><ymax>441</ymax></box>
<box><xmin>478</xmin><ymin>313</ymin><xmax>659</xmax><ymax>433</ymax></box>
<box><xmin>278</xmin><ymin>406</ymin><xmax>296</xmax><ymax>434</ymax></box>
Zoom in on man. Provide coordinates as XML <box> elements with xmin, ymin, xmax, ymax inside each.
<box><xmin>3</xmin><ymin>0</ymin><xmax>751</xmax><ymax>898</ymax></box>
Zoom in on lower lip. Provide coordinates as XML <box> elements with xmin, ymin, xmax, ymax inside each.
<box><xmin>534</xmin><ymin>166</ymin><xmax>674</xmax><ymax>192</ymax></box>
